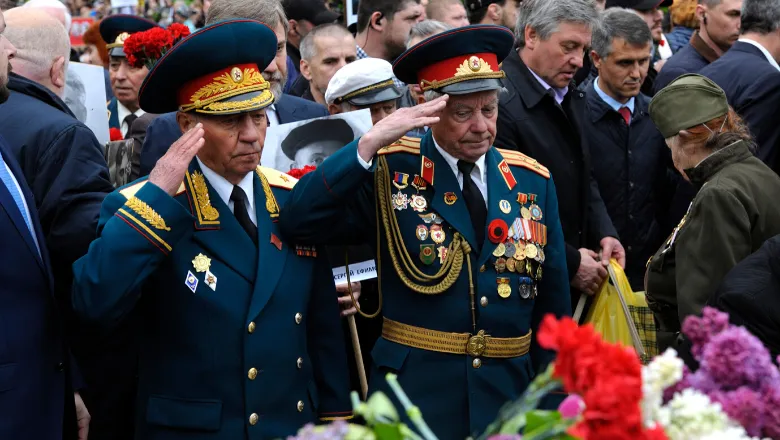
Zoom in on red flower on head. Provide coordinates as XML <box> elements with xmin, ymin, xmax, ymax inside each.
<box><xmin>286</xmin><ymin>165</ymin><xmax>316</xmax><ymax>179</ymax></box>
<box><xmin>167</xmin><ymin>23</ymin><xmax>191</xmax><ymax>41</ymax></box>
<box><xmin>109</xmin><ymin>127</ymin><xmax>123</xmax><ymax>141</ymax></box>
<box><xmin>123</xmin><ymin>26</ymin><xmax>184</xmax><ymax>69</ymax></box>
<box><xmin>487</xmin><ymin>219</ymin><xmax>508</xmax><ymax>244</ymax></box>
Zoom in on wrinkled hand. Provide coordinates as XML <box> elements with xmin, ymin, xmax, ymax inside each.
<box><xmin>149</xmin><ymin>123</ymin><xmax>205</xmax><ymax>195</ymax></box>
<box><xmin>357</xmin><ymin>95</ymin><xmax>448</xmax><ymax>162</ymax></box>
<box><xmin>75</xmin><ymin>392</ymin><xmax>90</xmax><ymax>440</ymax></box>
<box><xmin>600</xmin><ymin>236</ymin><xmax>626</xmax><ymax>268</ymax></box>
<box><xmin>336</xmin><ymin>282</ymin><xmax>361</xmax><ymax>317</ymax></box>
<box><xmin>572</xmin><ymin>249</ymin><xmax>608</xmax><ymax>295</ymax></box>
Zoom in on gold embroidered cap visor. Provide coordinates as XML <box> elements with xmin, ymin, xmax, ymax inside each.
<box><xmin>138</xmin><ymin>19</ymin><xmax>278</xmax><ymax>115</ymax></box>
<box><xmin>392</xmin><ymin>24</ymin><xmax>515</xmax><ymax>95</ymax></box>
<box><xmin>99</xmin><ymin>14</ymin><xmax>160</xmax><ymax>58</ymax></box>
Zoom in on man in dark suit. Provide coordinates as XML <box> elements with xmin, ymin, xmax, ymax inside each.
<box><xmin>700</xmin><ymin>0</ymin><xmax>780</xmax><ymax>175</ymax></box>
<box><xmin>496</xmin><ymin>0</ymin><xmax>624</xmax><ymax>298</ymax></box>
<box><xmin>0</xmin><ymin>10</ymin><xmax>89</xmax><ymax>439</ymax></box>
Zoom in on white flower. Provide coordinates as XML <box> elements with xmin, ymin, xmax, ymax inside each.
<box><xmin>656</xmin><ymin>389</ymin><xmax>766</xmax><ymax>440</ymax></box>
<box><xmin>641</xmin><ymin>348</ymin><xmax>684</xmax><ymax>427</ymax></box>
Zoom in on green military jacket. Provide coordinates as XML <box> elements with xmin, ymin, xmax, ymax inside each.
<box><xmin>646</xmin><ymin>140</ymin><xmax>780</xmax><ymax>350</ymax></box>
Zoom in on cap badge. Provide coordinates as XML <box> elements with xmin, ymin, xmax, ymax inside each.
<box><xmin>114</xmin><ymin>32</ymin><xmax>130</xmax><ymax>45</ymax></box>
<box><xmin>231</xmin><ymin>67</ymin><xmax>243</xmax><ymax>84</ymax></box>
<box><xmin>456</xmin><ymin>57</ymin><xmax>493</xmax><ymax>77</ymax></box>
<box><xmin>469</xmin><ymin>56</ymin><xmax>481</xmax><ymax>72</ymax></box>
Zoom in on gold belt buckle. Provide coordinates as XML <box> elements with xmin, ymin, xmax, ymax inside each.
<box><xmin>466</xmin><ymin>330</ymin><xmax>487</xmax><ymax>357</ymax></box>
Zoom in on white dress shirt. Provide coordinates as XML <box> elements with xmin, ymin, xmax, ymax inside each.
<box><xmin>116</xmin><ymin>101</ymin><xmax>146</xmax><ymax>137</ymax></box>
<box><xmin>266</xmin><ymin>104</ymin><xmax>280</xmax><ymax>126</ymax></box>
<box><xmin>196</xmin><ymin>157</ymin><xmax>257</xmax><ymax>226</ymax></box>
<box><xmin>738</xmin><ymin>38</ymin><xmax>780</xmax><ymax>71</ymax></box>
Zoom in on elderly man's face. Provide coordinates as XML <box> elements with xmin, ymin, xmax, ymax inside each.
<box><xmin>305</xmin><ymin>34</ymin><xmax>357</xmax><ymax>96</ymax></box>
<box><xmin>0</xmin><ymin>10</ymin><xmax>16</xmax><ymax>104</ymax></box>
<box><xmin>185</xmin><ymin>110</ymin><xmax>267</xmax><ymax>184</ymax></box>
<box><xmin>350</xmin><ymin>99</ymin><xmax>398</xmax><ymax>125</ymax></box>
<box><xmin>430</xmin><ymin>90</ymin><xmax>497</xmax><ymax>163</ymax></box>
<box><xmin>524</xmin><ymin>22</ymin><xmax>590</xmax><ymax>89</ymax></box>
<box><xmin>109</xmin><ymin>57</ymin><xmax>148</xmax><ymax>111</ymax></box>
<box><xmin>263</xmin><ymin>21</ymin><xmax>289</xmax><ymax>102</ymax></box>
<box><xmin>293</xmin><ymin>140</ymin><xmax>342</xmax><ymax>168</ymax></box>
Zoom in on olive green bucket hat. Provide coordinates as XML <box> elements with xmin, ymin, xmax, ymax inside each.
<box><xmin>649</xmin><ymin>73</ymin><xmax>730</xmax><ymax>138</ymax></box>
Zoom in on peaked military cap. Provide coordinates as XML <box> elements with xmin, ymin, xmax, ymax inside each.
<box><xmin>393</xmin><ymin>24</ymin><xmax>514</xmax><ymax>95</ymax></box>
<box><xmin>100</xmin><ymin>14</ymin><xmax>159</xmax><ymax>58</ymax></box>
<box><xmin>649</xmin><ymin>74</ymin><xmax>729</xmax><ymax>138</ymax></box>
<box><xmin>282</xmin><ymin>118</ymin><xmax>354</xmax><ymax>160</ymax></box>
<box><xmin>325</xmin><ymin>58</ymin><xmax>401</xmax><ymax>106</ymax></box>
<box><xmin>139</xmin><ymin>19</ymin><xmax>277</xmax><ymax>116</ymax></box>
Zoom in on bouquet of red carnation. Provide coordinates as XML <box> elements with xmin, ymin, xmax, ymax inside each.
<box><xmin>124</xmin><ymin>23</ymin><xmax>191</xmax><ymax>69</ymax></box>
<box><xmin>109</xmin><ymin>127</ymin><xmax>123</xmax><ymax>142</ymax></box>
<box><xmin>286</xmin><ymin>165</ymin><xmax>316</xmax><ymax>179</ymax></box>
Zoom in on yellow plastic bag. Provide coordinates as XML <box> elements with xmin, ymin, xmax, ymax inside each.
<box><xmin>582</xmin><ymin>259</ymin><xmax>658</xmax><ymax>364</ymax></box>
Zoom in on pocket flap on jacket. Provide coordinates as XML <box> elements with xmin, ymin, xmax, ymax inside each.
<box><xmin>0</xmin><ymin>363</ymin><xmax>17</xmax><ymax>392</ymax></box>
<box><xmin>146</xmin><ymin>395</ymin><xmax>222</xmax><ymax>431</ymax></box>
<box><xmin>371</xmin><ymin>338</ymin><xmax>411</xmax><ymax>372</ymax></box>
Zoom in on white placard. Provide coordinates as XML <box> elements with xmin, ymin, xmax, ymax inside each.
<box><xmin>332</xmin><ymin>259</ymin><xmax>377</xmax><ymax>286</ymax></box>
<box><xmin>64</xmin><ymin>62</ymin><xmax>109</xmax><ymax>145</ymax></box>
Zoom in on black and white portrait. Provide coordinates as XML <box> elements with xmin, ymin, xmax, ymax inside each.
<box><xmin>64</xmin><ymin>62</ymin><xmax>109</xmax><ymax>145</ymax></box>
<box><xmin>261</xmin><ymin>109</ymin><xmax>372</xmax><ymax>173</ymax></box>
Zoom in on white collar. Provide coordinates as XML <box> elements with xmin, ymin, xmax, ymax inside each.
<box><xmin>116</xmin><ymin>101</ymin><xmax>145</xmax><ymax>124</ymax></box>
<box><xmin>432</xmin><ymin>134</ymin><xmax>487</xmax><ymax>185</ymax></box>
<box><xmin>738</xmin><ymin>38</ymin><xmax>780</xmax><ymax>71</ymax></box>
<box><xmin>196</xmin><ymin>156</ymin><xmax>255</xmax><ymax>214</ymax></box>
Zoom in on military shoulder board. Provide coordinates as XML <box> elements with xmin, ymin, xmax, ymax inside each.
<box><xmin>378</xmin><ymin>136</ymin><xmax>421</xmax><ymax>156</ymax></box>
<box><xmin>496</xmin><ymin>148</ymin><xmax>551</xmax><ymax>179</ymax></box>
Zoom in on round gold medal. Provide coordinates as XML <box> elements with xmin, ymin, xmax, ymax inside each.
<box><xmin>525</xmin><ymin>243</ymin><xmax>538</xmax><ymax>259</ymax></box>
<box><xmin>506</xmin><ymin>258</ymin><xmax>516</xmax><ymax>272</ymax></box>
<box><xmin>492</xmin><ymin>242</ymin><xmax>506</xmax><ymax>257</ymax></box>
<box><xmin>521</xmin><ymin>207</ymin><xmax>531</xmax><ymax>220</ymax></box>
<box><xmin>498</xmin><ymin>283</ymin><xmax>511</xmax><ymax>299</ymax></box>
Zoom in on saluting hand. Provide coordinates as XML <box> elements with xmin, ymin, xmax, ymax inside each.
<box><xmin>149</xmin><ymin>123</ymin><xmax>205</xmax><ymax>195</ymax></box>
<box><xmin>357</xmin><ymin>94</ymin><xmax>449</xmax><ymax>162</ymax></box>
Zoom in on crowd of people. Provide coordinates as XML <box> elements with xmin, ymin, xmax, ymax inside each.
<box><xmin>2</xmin><ymin>0</ymin><xmax>780</xmax><ymax>438</ymax></box>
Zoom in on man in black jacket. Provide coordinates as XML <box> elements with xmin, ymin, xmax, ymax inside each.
<box><xmin>700</xmin><ymin>0</ymin><xmax>780</xmax><ymax>175</ymax></box>
<box><xmin>496</xmin><ymin>0</ymin><xmax>624</xmax><ymax>297</ymax></box>
<box><xmin>584</xmin><ymin>8</ymin><xmax>675</xmax><ymax>290</ymax></box>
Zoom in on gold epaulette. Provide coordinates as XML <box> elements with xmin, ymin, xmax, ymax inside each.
<box><xmin>257</xmin><ymin>166</ymin><xmax>297</xmax><ymax>190</ymax></box>
<box><xmin>497</xmin><ymin>148</ymin><xmax>551</xmax><ymax>179</ymax></box>
<box><xmin>378</xmin><ymin>136</ymin><xmax>421</xmax><ymax>156</ymax></box>
<box><xmin>119</xmin><ymin>180</ymin><xmax>186</xmax><ymax>199</ymax></box>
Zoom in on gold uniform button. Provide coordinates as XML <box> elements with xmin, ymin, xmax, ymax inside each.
<box><xmin>297</xmin><ymin>357</ymin><xmax>303</xmax><ymax>369</ymax></box>
<box><xmin>249</xmin><ymin>413</ymin><xmax>258</xmax><ymax>425</ymax></box>
<box><xmin>248</xmin><ymin>322</ymin><xmax>256</xmax><ymax>333</ymax></box>
<box><xmin>295</xmin><ymin>313</ymin><xmax>303</xmax><ymax>324</ymax></box>
<box><xmin>480</xmin><ymin>296</ymin><xmax>488</xmax><ymax>307</ymax></box>
<box><xmin>297</xmin><ymin>400</ymin><xmax>304</xmax><ymax>412</ymax></box>
<box><xmin>248</xmin><ymin>367</ymin><xmax>258</xmax><ymax>380</ymax></box>
<box><xmin>479</xmin><ymin>265</ymin><xmax>486</xmax><ymax>273</ymax></box>
<box><xmin>472</xmin><ymin>358</ymin><xmax>482</xmax><ymax>369</ymax></box>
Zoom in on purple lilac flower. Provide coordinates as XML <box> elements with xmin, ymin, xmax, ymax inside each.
<box><xmin>682</xmin><ymin>307</ymin><xmax>731</xmax><ymax>360</ymax></box>
<box><xmin>487</xmin><ymin>435</ymin><xmax>523</xmax><ymax>440</ymax></box>
<box><xmin>717</xmin><ymin>387</ymin><xmax>766</xmax><ymax>437</ymax></box>
<box><xmin>763</xmin><ymin>386</ymin><xmax>780</xmax><ymax>439</ymax></box>
<box><xmin>699</xmin><ymin>326</ymin><xmax>777</xmax><ymax>390</ymax></box>
<box><xmin>286</xmin><ymin>421</ymin><xmax>349</xmax><ymax>440</ymax></box>
<box><xmin>686</xmin><ymin>370</ymin><xmax>718</xmax><ymax>394</ymax></box>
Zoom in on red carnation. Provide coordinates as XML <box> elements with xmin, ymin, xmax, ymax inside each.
<box><xmin>167</xmin><ymin>23</ymin><xmax>191</xmax><ymax>41</ymax></box>
<box><xmin>487</xmin><ymin>219</ymin><xmax>508</xmax><ymax>244</ymax></box>
<box><xmin>123</xmin><ymin>27</ymin><xmax>176</xmax><ymax>69</ymax></box>
<box><xmin>286</xmin><ymin>165</ymin><xmax>316</xmax><ymax>179</ymax></box>
<box><xmin>109</xmin><ymin>127</ymin><xmax>123</xmax><ymax>141</ymax></box>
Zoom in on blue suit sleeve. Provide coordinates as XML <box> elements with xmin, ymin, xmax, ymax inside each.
<box><xmin>279</xmin><ymin>139</ymin><xmax>375</xmax><ymax>245</ymax></box>
<box><xmin>531</xmin><ymin>175</ymin><xmax>572</xmax><ymax>373</ymax></box>
<box><xmin>307</xmin><ymin>250</ymin><xmax>352</xmax><ymax>420</ymax></box>
<box><xmin>72</xmin><ymin>183</ymin><xmax>194</xmax><ymax>326</ymax></box>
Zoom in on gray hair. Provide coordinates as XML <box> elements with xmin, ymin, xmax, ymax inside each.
<box><xmin>206</xmin><ymin>0</ymin><xmax>289</xmax><ymax>33</ymax></box>
<box><xmin>740</xmin><ymin>0</ymin><xmax>780</xmax><ymax>34</ymax></box>
<box><xmin>515</xmin><ymin>0</ymin><xmax>599</xmax><ymax>48</ymax></box>
<box><xmin>406</xmin><ymin>19</ymin><xmax>452</xmax><ymax>47</ymax></box>
<box><xmin>591</xmin><ymin>8</ymin><xmax>652</xmax><ymax>58</ymax></box>
<box><xmin>4</xmin><ymin>8</ymin><xmax>69</xmax><ymax>82</ymax></box>
<box><xmin>300</xmin><ymin>23</ymin><xmax>353</xmax><ymax>61</ymax></box>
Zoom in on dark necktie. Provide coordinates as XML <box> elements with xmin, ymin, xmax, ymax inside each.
<box><xmin>457</xmin><ymin>160</ymin><xmax>487</xmax><ymax>248</ymax></box>
<box><xmin>123</xmin><ymin>113</ymin><xmax>138</xmax><ymax>133</ymax></box>
<box><xmin>618</xmin><ymin>107</ymin><xmax>631</xmax><ymax>125</ymax></box>
<box><xmin>230</xmin><ymin>186</ymin><xmax>257</xmax><ymax>245</ymax></box>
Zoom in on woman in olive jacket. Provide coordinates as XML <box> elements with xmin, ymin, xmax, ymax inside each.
<box><xmin>645</xmin><ymin>74</ymin><xmax>780</xmax><ymax>352</ymax></box>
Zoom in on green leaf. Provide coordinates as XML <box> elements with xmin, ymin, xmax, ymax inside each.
<box><xmin>525</xmin><ymin>410</ymin><xmax>562</xmax><ymax>431</ymax></box>
<box><xmin>374</xmin><ymin>423</ymin><xmax>404</xmax><ymax>440</ymax></box>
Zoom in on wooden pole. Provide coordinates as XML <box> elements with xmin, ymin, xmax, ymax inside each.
<box><xmin>347</xmin><ymin>314</ymin><xmax>369</xmax><ymax>399</ymax></box>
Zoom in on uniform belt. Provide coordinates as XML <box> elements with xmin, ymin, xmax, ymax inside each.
<box><xmin>382</xmin><ymin>318</ymin><xmax>532</xmax><ymax>358</ymax></box>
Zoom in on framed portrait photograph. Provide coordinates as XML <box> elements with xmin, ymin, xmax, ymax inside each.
<box><xmin>261</xmin><ymin>109</ymin><xmax>373</xmax><ymax>173</ymax></box>
<box><xmin>64</xmin><ymin>62</ymin><xmax>109</xmax><ymax>145</ymax></box>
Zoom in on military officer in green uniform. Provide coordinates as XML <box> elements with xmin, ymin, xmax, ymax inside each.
<box><xmin>72</xmin><ymin>19</ymin><xmax>351</xmax><ymax>439</ymax></box>
<box><xmin>278</xmin><ymin>25</ymin><xmax>571</xmax><ymax>439</ymax></box>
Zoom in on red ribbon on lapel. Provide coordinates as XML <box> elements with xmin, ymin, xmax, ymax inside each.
<box><xmin>498</xmin><ymin>160</ymin><xmax>517</xmax><ymax>190</ymax></box>
<box><xmin>420</xmin><ymin>155</ymin><xmax>435</xmax><ymax>186</ymax></box>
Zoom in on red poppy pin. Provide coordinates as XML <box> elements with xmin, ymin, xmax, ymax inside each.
<box><xmin>488</xmin><ymin>219</ymin><xmax>508</xmax><ymax>244</ymax></box>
